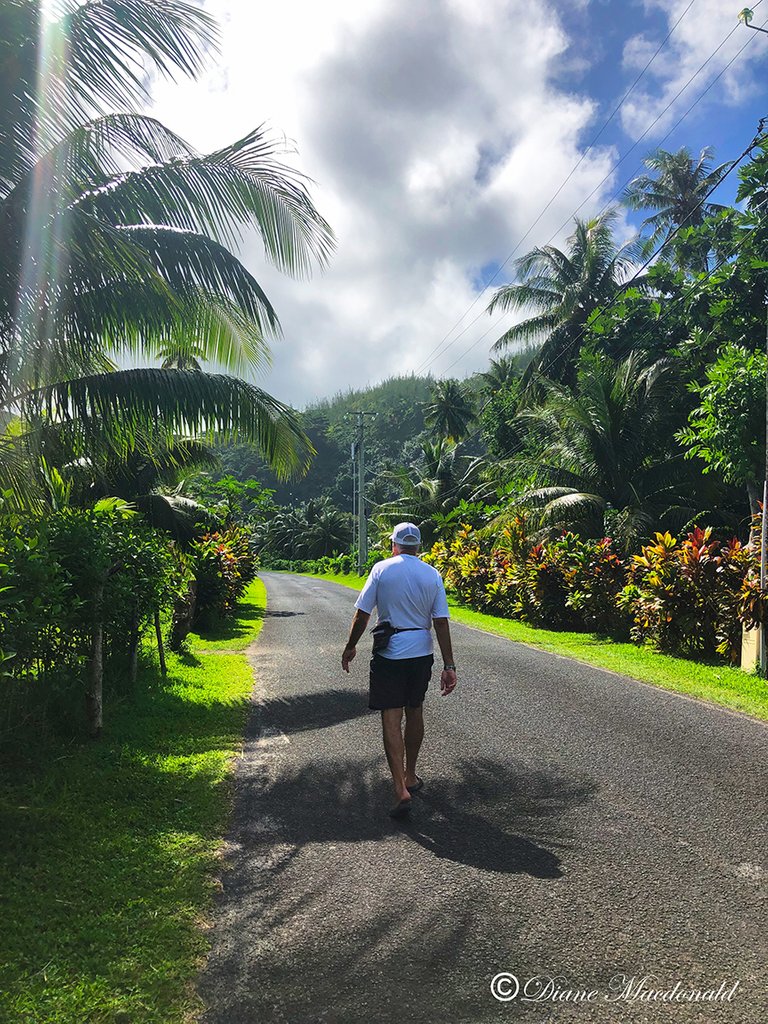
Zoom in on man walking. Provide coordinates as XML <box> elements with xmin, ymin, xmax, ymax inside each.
<box><xmin>341</xmin><ymin>522</ymin><xmax>457</xmax><ymax>818</ymax></box>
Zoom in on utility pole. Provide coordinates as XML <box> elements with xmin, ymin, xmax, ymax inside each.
<box><xmin>346</xmin><ymin>411</ymin><xmax>376</xmax><ymax>574</ymax></box>
<box><xmin>357</xmin><ymin>413</ymin><xmax>366</xmax><ymax>573</ymax></box>
<box><xmin>762</xmin><ymin>303</ymin><xmax>768</xmax><ymax>672</ymax></box>
<box><xmin>739</xmin><ymin>10</ymin><xmax>768</xmax><ymax>668</ymax></box>
<box><xmin>351</xmin><ymin>440</ymin><xmax>357</xmax><ymax>559</ymax></box>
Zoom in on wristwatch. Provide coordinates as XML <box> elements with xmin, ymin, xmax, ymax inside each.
<box><xmin>444</xmin><ymin>664</ymin><xmax>456</xmax><ymax>670</ymax></box>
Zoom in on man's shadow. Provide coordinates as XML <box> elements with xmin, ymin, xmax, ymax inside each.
<box><xmin>234</xmin><ymin>755</ymin><xmax>596</xmax><ymax>879</ymax></box>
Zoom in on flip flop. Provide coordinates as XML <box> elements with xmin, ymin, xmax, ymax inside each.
<box><xmin>406</xmin><ymin>776</ymin><xmax>424</xmax><ymax>794</ymax></box>
<box><xmin>388</xmin><ymin>798</ymin><xmax>412</xmax><ymax>819</ymax></box>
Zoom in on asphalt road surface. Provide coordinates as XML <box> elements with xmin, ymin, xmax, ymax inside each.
<box><xmin>199</xmin><ymin>573</ymin><xmax>767</xmax><ymax>1024</ymax></box>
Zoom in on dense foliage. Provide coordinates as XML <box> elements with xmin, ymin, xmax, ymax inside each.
<box><xmin>0</xmin><ymin>500</ymin><xmax>183</xmax><ymax>738</ymax></box>
<box><xmin>425</xmin><ymin>522</ymin><xmax>764</xmax><ymax>662</ymax></box>
<box><xmin>0</xmin><ymin>0</ymin><xmax>331</xmax><ymax>737</ymax></box>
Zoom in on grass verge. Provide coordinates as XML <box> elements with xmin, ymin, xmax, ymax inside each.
<box><xmin>0</xmin><ymin>577</ymin><xmax>266</xmax><ymax>1024</ymax></box>
<box><xmin>302</xmin><ymin>571</ymin><xmax>768</xmax><ymax>720</ymax></box>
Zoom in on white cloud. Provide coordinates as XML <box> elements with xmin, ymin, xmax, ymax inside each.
<box><xmin>145</xmin><ymin>0</ymin><xmax>623</xmax><ymax>407</ymax></box>
<box><xmin>620</xmin><ymin>0</ymin><xmax>766</xmax><ymax>139</ymax></box>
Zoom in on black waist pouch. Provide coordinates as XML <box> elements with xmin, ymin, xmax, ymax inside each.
<box><xmin>371</xmin><ymin>620</ymin><xmax>422</xmax><ymax>653</ymax></box>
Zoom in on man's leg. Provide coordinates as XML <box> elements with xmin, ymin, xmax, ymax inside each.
<box><xmin>381</xmin><ymin>707</ymin><xmax>410</xmax><ymax>803</ymax></box>
<box><xmin>404</xmin><ymin>704</ymin><xmax>424</xmax><ymax>788</ymax></box>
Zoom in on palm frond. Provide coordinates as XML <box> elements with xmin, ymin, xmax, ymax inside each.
<box><xmin>1</xmin><ymin>113</ymin><xmax>194</xmax><ymax>220</ymax></box>
<box><xmin>60</xmin><ymin>0</ymin><xmax>218</xmax><ymax>122</ymax></box>
<box><xmin>134</xmin><ymin>491</ymin><xmax>214</xmax><ymax>540</ymax></box>
<box><xmin>77</xmin><ymin>126</ymin><xmax>335</xmax><ymax>274</ymax></box>
<box><xmin>31</xmin><ymin>368</ymin><xmax>314</xmax><ymax>480</ymax></box>
<box><xmin>112</xmin><ymin>225</ymin><xmax>280</xmax><ymax>335</ymax></box>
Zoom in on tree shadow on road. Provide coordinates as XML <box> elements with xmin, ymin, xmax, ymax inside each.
<box><xmin>244</xmin><ymin>688</ymin><xmax>369</xmax><ymax>737</ymax></box>
<box><xmin>200</xmin><ymin>873</ymin><xmax>488</xmax><ymax>1024</ymax></box>
<box><xmin>233</xmin><ymin>755</ymin><xmax>594</xmax><ymax>879</ymax></box>
<box><xmin>203</xmin><ymin>756</ymin><xmax>594</xmax><ymax>1022</ymax></box>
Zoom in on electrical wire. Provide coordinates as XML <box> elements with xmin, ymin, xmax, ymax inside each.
<box><xmin>417</xmin><ymin>3</ymin><xmax>764</xmax><ymax>378</ymax></box>
<box><xmin>398</xmin><ymin>196</ymin><xmax>765</xmax><ymax>514</ymax></box>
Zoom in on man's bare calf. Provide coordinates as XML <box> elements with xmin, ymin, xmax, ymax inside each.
<box><xmin>381</xmin><ymin>707</ymin><xmax>410</xmax><ymax>804</ymax></box>
<box><xmin>404</xmin><ymin>704</ymin><xmax>424</xmax><ymax>789</ymax></box>
<box><xmin>381</xmin><ymin>704</ymin><xmax>425</xmax><ymax>806</ymax></box>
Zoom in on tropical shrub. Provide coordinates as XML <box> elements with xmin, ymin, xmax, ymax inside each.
<box><xmin>427</xmin><ymin>522</ymin><xmax>765</xmax><ymax>663</ymax></box>
<box><xmin>191</xmin><ymin>526</ymin><xmax>258</xmax><ymax>625</ymax></box>
<box><xmin>619</xmin><ymin>528</ymin><xmax>761</xmax><ymax>661</ymax></box>
<box><xmin>546</xmin><ymin>533</ymin><xmax>627</xmax><ymax>634</ymax></box>
<box><xmin>0</xmin><ymin>501</ymin><xmax>180</xmax><ymax>681</ymax></box>
<box><xmin>0</xmin><ymin>500</ymin><xmax>184</xmax><ymax>740</ymax></box>
<box><xmin>0</xmin><ymin>503</ymin><xmax>73</xmax><ymax>679</ymax></box>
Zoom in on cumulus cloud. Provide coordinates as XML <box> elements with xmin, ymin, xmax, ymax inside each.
<box><xmin>146</xmin><ymin>0</ymin><xmax>622</xmax><ymax>407</ymax></box>
<box><xmin>619</xmin><ymin>0</ymin><xmax>767</xmax><ymax>140</ymax></box>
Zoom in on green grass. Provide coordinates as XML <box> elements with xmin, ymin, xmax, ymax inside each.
<box><xmin>191</xmin><ymin>582</ymin><xmax>266</xmax><ymax>651</ymax></box>
<box><xmin>0</xmin><ymin>577</ymin><xmax>266</xmax><ymax>1024</ymax></box>
<box><xmin>303</xmin><ymin>572</ymin><xmax>768</xmax><ymax>720</ymax></box>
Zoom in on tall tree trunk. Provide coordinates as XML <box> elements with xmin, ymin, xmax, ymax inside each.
<box><xmin>155</xmin><ymin>610</ymin><xmax>167</xmax><ymax>677</ymax></box>
<box><xmin>86</xmin><ymin>576</ymin><xmax>105</xmax><ymax>738</ymax></box>
<box><xmin>128</xmin><ymin>606</ymin><xmax>140</xmax><ymax>687</ymax></box>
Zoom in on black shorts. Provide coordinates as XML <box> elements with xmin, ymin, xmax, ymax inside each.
<box><xmin>368</xmin><ymin>653</ymin><xmax>434</xmax><ymax>710</ymax></box>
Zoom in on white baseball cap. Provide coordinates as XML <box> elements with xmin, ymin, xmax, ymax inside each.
<box><xmin>391</xmin><ymin>522</ymin><xmax>421</xmax><ymax>546</ymax></box>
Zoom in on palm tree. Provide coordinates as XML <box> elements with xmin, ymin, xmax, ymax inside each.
<box><xmin>478</xmin><ymin>355</ymin><xmax>523</xmax><ymax>392</ymax></box>
<box><xmin>504</xmin><ymin>353</ymin><xmax>700</xmax><ymax>550</ymax></box>
<box><xmin>486</xmin><ymin>210</ymin><xmax>643</xmax><ymax>385</ymax></box>
<box><xmin>624</xmin><ymin>146</ymin><xmax>730</xmax><ymax>272</ymax></box>
<box><xmin>423</xmin><ymin>379</ymin><xmax>476</xmax><ymax>441</ymax></box>
<box><xmin>303</xmin><ymin>497</ymin><xmax>350</xmax><ymax>557</ymax></box>
<box><xmin>379</xmin><ymin>438</ymin><xmax>490</xmax><ymax>544</ymax></box>
<box><xmin>260</xmin><ymin>497</ymin><xmax>349</xmax><ymax>559</ymax></box>
<box><xmin>0</xmin><ymin>0</ymin><xmax>335</xmax><ymax>499</ymax></box>
<box><xmin>158</xmin><ymin>344</ymin><xmax>205</xmax><ymax>370</ymax></box>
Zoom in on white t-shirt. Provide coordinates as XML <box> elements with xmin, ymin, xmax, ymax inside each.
<box><xmin>355</xmin><ymin>554</ymin><xmax>450</xmax><ymax>659</ymax></box>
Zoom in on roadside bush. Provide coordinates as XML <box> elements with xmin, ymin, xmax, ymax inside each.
<box><xmin>0</xmin><ymin>504</ymin><xmax>74</xmax><ymax>678</ymax></box>
<box><xmin>428</xmin><ymin>523</ymin><xmax>626</xmax><ymax>632</ymax></box>
<box><xmin>619</xmin><ymin>528</ymin><xmax>760</xmax><ymax>661</ymax></box>
<box><xmin>545</xmin><ymin>532</ymin><xmax>628</xmax><ymax>634</ymax></box>
<box><xmin>0</xmin><ymin>500</ymin><xmax>183</xmax><ymax>740</ymax></box>
<box><xmin>0</xmin><ymin>501</ymin><xmax>180</xmax><ymax>681</ymax></box>
<box><xmin>191</xmin><ymin>525</ymin><xmax>258</xmax><ymax>626</ymax></box>
<box><xmin>427</xmin><ymin>522</ymin><xmax>765</xmax><ymax>665</ymax></box>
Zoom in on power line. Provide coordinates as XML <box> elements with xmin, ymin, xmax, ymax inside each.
<box><xmin>411</xmin><ymin>0</ymin><xmax>699</xmax><ymax>377</ymax></box>
<box><xmin>405</xmin><ymin>173</ymin><xmax>765</xmax><ymax>520</ymax></box>
<box><xmin>418</xmin><ymin>3</ymin><xmax>764</xmax><ymax>379</ymax></box>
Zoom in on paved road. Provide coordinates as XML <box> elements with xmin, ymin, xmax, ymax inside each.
<box><xmin>199</xmin><ymin>573</ymin><xmax>767</xmax><ymax>1024</ymax></box>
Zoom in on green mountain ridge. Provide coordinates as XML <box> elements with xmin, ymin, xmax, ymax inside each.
<box><xmin>218</xmin><ymin>375</ymin><xmax>437</xmax><ymax>507</ymax></box>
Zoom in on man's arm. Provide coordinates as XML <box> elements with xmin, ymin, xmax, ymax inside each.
<box><xmin>342</xmin><ymin>608</ymin><xmax>370</xmax><ymax>672</ymax></box>
<box><xmin>433</xmin><ymin>617</ymin><xmax>457</xmax><ymax>696</ymax></box>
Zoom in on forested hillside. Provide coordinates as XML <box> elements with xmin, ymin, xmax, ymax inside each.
<box><xmin>217</xmin><ymin>375</ymin><xmax>436</xmax><ymax>508</ymax></box>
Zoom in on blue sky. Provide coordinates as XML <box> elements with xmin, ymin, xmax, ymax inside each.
<box><xmin>557</xmin><ymin>1</ymin><xmax>768</xmax><ymax>213</ymax></box>
<box><xmin>147</xmin><ymin>0</ymin><xmax>768</xmax><ymax>407</ymax></box>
